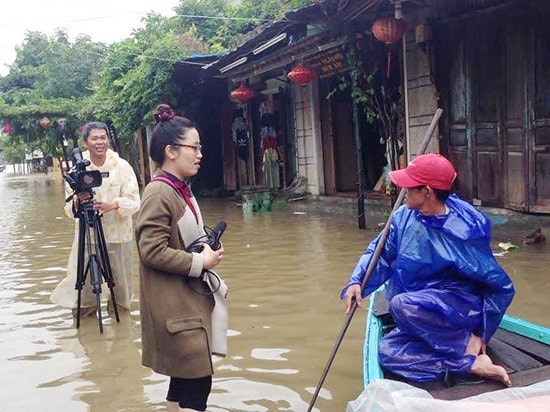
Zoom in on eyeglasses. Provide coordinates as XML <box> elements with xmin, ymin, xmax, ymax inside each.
<box><xmin>171</xmin><ymin>143</ymin><xmax>202</xmax><ymax>154</ymax></box>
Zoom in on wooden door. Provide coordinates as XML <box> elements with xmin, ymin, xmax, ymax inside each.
<box><xmin>438</xmin><ymin>21</ymin><xmax>472</xmax><ymax>200</ymax></box>
<box><xmin>333</xmin><ymin>100</ymin><xmax>357</xmax><ymax>192</ymax></box>
<box><xmin>504</xmin><ymin>12</ymin><xmax>528</xmax><ymax>210</ymax></box>
<box><xmin>470</xmin><ymin>17</ymin><xmax>503</xmax><ymax>206</ymax></box>
<box><xmin>444</xmin><ymin>14</ymin><xmax>504</xmax><ymax>206</ymax></box>
<box><xmin>529</xmin><ymin>10</ymin><xmax>550</xmax><ymax>211</ymax></box>
<box><xmin>504</xmin><ymin>7</ymin><xmax>550</xmax><ymax>212</ymax></box>
<box><xmin>221</xmin><ymin>104</ymin><xmax>238</xmax><ymax>190</ymax></box>
<box><xmin>436</xmin><ymin>3</ymin><xmax>550</xmax><ymax>213</ymax></box>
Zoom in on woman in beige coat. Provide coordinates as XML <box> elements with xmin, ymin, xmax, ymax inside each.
<box><xmin>135</xmin><ymin>104</ymin><xmax>227</xmax><ymax>412</ymax></box>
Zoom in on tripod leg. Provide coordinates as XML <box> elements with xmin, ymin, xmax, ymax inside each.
<box><xmin>75</xmin><ymin>214</ymin><xmax>88</xmax><ymax>328</ymax></box>
<box><xmin>96</xmin><ymin>292</ymin><xmax>103</xmax><ymax>334</ymax></box>
<box><xmin>89</xmin><ymin>254</ymin><xmax>105</xmax><ymax>333</ymax></box>
<box><xmin>77</xmin><ymin>261</ymin><xmax>92</xmax><ymax>327</ymax></box>
<box><xmin>76</xmin><ymin>289</ymin><xmax>82</xmax><ymax>328</ymax></box>
<box><xmin>83</xmin><ymin>207</ymin><xmax>105</xmax><ymax>333</ymax></box>
<box><xmin>94</xmin><ymin>214</ymin><xmax>120</xmax><ymax>323</ymax></box>
<box><xmin>112</xmin><ymin>295</ymin><xmax>121</xmax><ymax>321</ymax></box>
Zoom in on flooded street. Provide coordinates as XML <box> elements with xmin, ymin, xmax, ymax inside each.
<box><xmin>0</xmin><ymin>172</ymin><xmax>549</xmax><ymax>411</ymax></box>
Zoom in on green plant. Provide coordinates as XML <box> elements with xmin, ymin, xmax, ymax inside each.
<box><xmin>328</xmin><ymin>36</ymin><xmax>402</xmax><ymax>171</ymax></box>
<box><xmin>3</xmin><ymin>135</ymin><xmax>26</xmax><ymax>165</ymax></box>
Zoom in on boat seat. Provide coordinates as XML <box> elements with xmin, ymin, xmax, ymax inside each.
<box><xmin>371</xmin><ymin>290</ymin><xmax>390</xmax><ymax>318</ymax></box>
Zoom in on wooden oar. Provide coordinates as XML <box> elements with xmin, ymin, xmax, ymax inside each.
<box><xmin>306</xmin><ymin>108</ymin><xmax>443</xmax><ymax>412</ymax></box>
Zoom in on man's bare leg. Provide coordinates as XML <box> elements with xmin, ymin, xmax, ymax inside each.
<box><xmin>465</xmin><ymin>334</ymin><xmax>511</xmax><ymax>387</ymax></box>
<box><xmin>471</xmin><ymin>354</ymin><xmax>512</xmax><ymax>387</ymax></box>
<box><xmin>465</xmin><ymin>334</ymin><xmax>483</xmax><ymax>356</ymax></box>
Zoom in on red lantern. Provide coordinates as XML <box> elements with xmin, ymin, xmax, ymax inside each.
<box><xmin>371</xmin><ymin>17</ymin><xmax>407</xmax><ymax>78</ymax></box>
<box><xmin>2</xmin><ymin>122</ymin><xmax>12</xmax><ymax>134</ymax></box>
<box><xmin>372</xmin><ymin>17</ymin><xmax>407</xmax><ymax>45</ymax></box>
<box><xmin>230</xmin><ymin>84</ymin><xmax>255</xmax><ymax>103</ymax></box>
<box><xmin>287</xmin><ymin>63</ymin><xmax>317</xmax><ymax>86</ymax></box>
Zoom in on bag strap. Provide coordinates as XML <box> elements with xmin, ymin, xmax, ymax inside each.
<box><xmin>153</xmin><ymin>175</ymin><xmax>198</xmax><ymax>223</ymax></box>
<box><xmin>152</xmin><ymin>175</ymin><xmax>178</xmax><ymax>190</ymax></box>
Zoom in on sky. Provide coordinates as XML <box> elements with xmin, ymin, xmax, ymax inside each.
<box><xmin>0</xmin><ymin>0</ymin><xmax>182</xmax><ymax>76</ymax></box>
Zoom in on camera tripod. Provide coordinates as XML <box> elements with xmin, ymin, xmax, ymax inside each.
<box><xmin>74</xmin><ymin>196</ymin><xmax>120</xmax><ymax>333</ymax></box>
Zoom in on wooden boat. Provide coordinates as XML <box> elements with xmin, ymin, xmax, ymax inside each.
<box><xmin>363</xmin><ymin>287</ymin><xmax>550</xmax><ymax>400</ymax></box>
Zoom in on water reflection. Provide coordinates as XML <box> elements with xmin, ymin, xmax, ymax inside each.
<box><xmin>70</xmin><ymin>314</ymin><xmax>149</xmax><ymax>412</ymax></box>
<box><xmin>198</xmin><ymin>198</ymin><xmax>369</xmax><ymax>411</ymax></box>
<box><xmin>0</xmin><ymin>173</ymin><xmax>549</xmax><ymax>411</ymax></box>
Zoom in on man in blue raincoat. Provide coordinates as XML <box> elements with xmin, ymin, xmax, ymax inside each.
<box><xmin>342</xmin><ymin>153</ymin><xmax>514</xmax><ymax>387</ymax></box>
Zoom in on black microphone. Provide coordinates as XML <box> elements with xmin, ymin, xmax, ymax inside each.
<box><xmin>207</xmin><ymin>220</ymin><xmax>226</xmax><ymax>251</ymax></box>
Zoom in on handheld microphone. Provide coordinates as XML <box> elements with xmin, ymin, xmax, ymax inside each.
<box><xmin>207</xmin><ymin>220</ymin><xmax>227</xmax><ymax>251</ymax></box>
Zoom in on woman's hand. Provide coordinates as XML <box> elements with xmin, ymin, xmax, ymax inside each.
<box><xmin>343</xmin><ymin>284</ymin><xmax>362</xmax><ymax>315</ymax></box>
<box><xmin>201</xmin><ymin>243</ymin><xmax>224</xmax><ymax>270</ymax></box>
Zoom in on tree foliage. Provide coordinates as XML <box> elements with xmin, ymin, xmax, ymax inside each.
<box><xmin>0</xmin><ymin>0</ymin><xmax>313</xmax><ymax>162</ymax></box>
<box><xmin>0</xmin><ymin>29</ymin><xmax>104</xmax><ymax>159</ymax></box>
<box><xmin>2</xmin><ymin>134</ymin><xmax>27</xmax><ymax>165</ymax></box>
<box><xmin>174</xmin><ymin>0</ymin><xmax>233</xmax><ymax>50</ymax></box>
<box><xmin>85</xmin><ymin>13</ymin><xmax>203</xmax><ymax>140</ymax></box>
<box><xmin>1</xmin><ymin>29</ymin><xmax>102</xmax><ymax>104</ymax></box>
<box><xmin>174</xmin><ymin>0</ymin><xmax>312</xmax><ymax>51</ymax></box>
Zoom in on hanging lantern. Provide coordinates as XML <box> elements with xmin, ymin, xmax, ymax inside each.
<box><xmin>57</xmin><ymin>118</ymin><xmax>67</xmax><ymax>129</ymax></box>
<box><xmin>230</xmin><ymin>84</ymin><xmax>255</xmax><ymax>103</ymax></box>
<box><xmin>39</xmin><ymin>116</ymin><xmax>50</xmax><ymax>129</ymax></box>
<box><xmin>372</xmin><ymin>17</ymin><xmax>406</xmax><ymax>45</ymax></box>
<box><xmin>2</xmin><ymin>122</ymin><xmax>12</xmax><ymax>134</ymax></box>
<box><xmin>371</xmin><ymin>17</ymin><xmax>407</xmax><ymax>78</ymax></box>
<box><xmin>287</xmin><ymin>63</ymin><xmax>317</xmax><ymax>86</ymax></box>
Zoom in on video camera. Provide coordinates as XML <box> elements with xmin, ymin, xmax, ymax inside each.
<box><xmin>64</xmin><ymin>147</ymin><xmax>103</xmax><ymax>193</ymax></box>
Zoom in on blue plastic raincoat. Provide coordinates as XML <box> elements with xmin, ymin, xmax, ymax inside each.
<box><xmin>341</xmin><ymin>194</ymin><xmax>515</xmax><ymax>382</ymax></box>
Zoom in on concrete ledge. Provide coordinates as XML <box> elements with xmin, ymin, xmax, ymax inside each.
<box><xmin>285</xmin><ymin>195</ymin><xmax>392</xmax><ymax>229</ymax></box>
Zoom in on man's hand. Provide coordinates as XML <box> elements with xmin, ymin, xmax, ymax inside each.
<box><xmin>93</xmin><ymin>200</ymin><xmax>119</xmax><ymax>213</ymax></box>
<box><xmin>75</xmin><ymin>191</ymin><xmax>93</xmax><ymax>206</ymax></box>
<box><xmin>343</xmin><ymin>283</ymin><xmax>363</xmax><ymax>315</ymax></box>
<box><xmin>73</xmin><ymin>192</ymin><xmax>118</xmax><ymax>214</ymax></box>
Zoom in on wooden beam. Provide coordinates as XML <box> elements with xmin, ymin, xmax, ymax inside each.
<box><xmin>487</xmin><ymin>337</ymin><xmax>543</xmax><ymax>373</ymax></box>
<box><xmin>494</xmin><ymin>328</ymin><xmax>550</xmax><ymax>363</ymax></box>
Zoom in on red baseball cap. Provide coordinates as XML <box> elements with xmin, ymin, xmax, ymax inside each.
<box><xmin>389</xmin><ymin>153</ymin><xmax>457</xmax><ymax>190</ymax></box>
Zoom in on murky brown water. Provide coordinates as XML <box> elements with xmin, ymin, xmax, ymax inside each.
<box><xmin>0</xmin><ymin>172</ymin><xmax>548</xmax><ymax>411</ymax></box>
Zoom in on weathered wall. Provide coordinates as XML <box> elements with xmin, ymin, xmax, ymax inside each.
<box><xmin>403</xmin><ymin>8</ymin><xmax>440</xmax><ymax>159</ymax></box>
<box><xmin>292</xmin><ymin>80</ymin><xmax>325</xmax><ymax>195</ymax></box>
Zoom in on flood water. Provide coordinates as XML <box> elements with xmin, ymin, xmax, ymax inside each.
<box><xmin>0</xmin><ymin>172</ymin><xmax>549</xmax><ymax>412</ymax></box>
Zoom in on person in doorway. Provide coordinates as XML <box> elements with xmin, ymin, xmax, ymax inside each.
<box><xmin>135</xmin><ymin>104</ymin><xmax>228</xmax><ymax>412</ymax></box>
<box><xmin>342</xmin><ymin>153</ymin><xmax>515</xmax><ymax>387</ymax></box>
<box><xmin>51</xmin><ymin>122</ymin><xmax>140</xmax><ymax>316</ymax></box>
